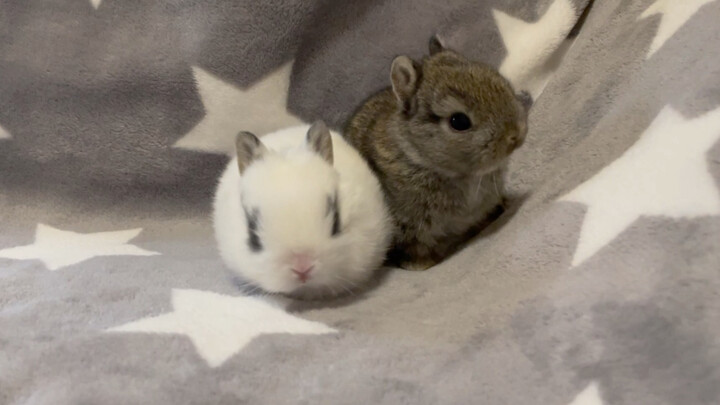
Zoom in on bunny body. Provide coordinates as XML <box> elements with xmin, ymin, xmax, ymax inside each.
<box><xmin>344</xmin><ymin>37</ymin><xmax>530</xmax><ymax>270</ymax></box>
<box><xmin>213</xmin><ymin>123</ymin><xmax>391</xmax><ymax>298</ymax></box>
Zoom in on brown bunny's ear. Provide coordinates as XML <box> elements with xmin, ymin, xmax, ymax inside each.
<box><xmin>235</xmin><ymin>131</ymin><xmax>267</xmax><ymax>174</ymax></box>
<box><xmin>306</xmin><ymin>120</ymin><xmax>334</xmax><ymax>165</ymax></box>
<box><xmin>391</xmin><ymin>56</ymin><xmax>420</xmax><ymax>115</ymax></box>
<box><xmin>428</xmin><ymin>34</ymin><xmax>445</xmax><ymax>55</ymax></box>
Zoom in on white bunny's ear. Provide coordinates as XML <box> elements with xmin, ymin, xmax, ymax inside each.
<box><xmin>235</xmin><ymin>131</ymin><xmax>267</xmax><ymax>174</ymax></box>
<box><xmin>306</xmin><ymin>120</ymin><xmax>333</xmax><ymax>165</ymax></box>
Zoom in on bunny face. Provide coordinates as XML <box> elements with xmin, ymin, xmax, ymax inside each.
<box><xmin>237</xmin><ymin>151</ymin><xmax>352</xmax><ymax>296</ymax></box>
<box><xmin>214</xmin><ymin>122</ymin><xmax>391</xmax><ymax>299</ymax></box>
<box><xmin>389</xmin><ymin>47</ymin><xmax>529</xmax><ymax>178</ymax></box>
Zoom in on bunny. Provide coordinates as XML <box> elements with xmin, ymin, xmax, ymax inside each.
<box><xmin>344</xmin><ymin>35</ymin><xmax>531</xmax><ymax>270</ymax></box>
<box><xmin>213</xmin><ymin>121</ymin><xmax>392</xmax><ymax>299</ymax></box>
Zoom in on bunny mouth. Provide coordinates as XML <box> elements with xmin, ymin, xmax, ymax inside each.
<box><xmin>473</xmin><ymin>154</ymin><xmax>509</xmax><ymax>175</ymax></box>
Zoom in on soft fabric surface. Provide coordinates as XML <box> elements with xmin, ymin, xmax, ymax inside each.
<box><xmin>2</xmin><ymin>0</ymin><xmax>720</xmax><ymax>404</ymax></box>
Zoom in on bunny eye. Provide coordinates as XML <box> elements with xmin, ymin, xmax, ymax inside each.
<box><xmin>449</xmin><ymin>113</ymin><xmax>472</xmax><ymax>131</ymax></box>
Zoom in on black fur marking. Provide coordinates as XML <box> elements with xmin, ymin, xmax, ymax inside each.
<box><xmin>326</xmin><ymin>195</ymin><xmax>334</xmax><ymax>216</ymax></box>
<box><xmin>328</xmin><ymin>194</ymin><xmax>341</xmax><ymax>237</ymax></box>
<box><xmin>332</xmin><ymin>209</ymin><xmax>341</xmax><ymax>237</ymax></box>
<box><xmin>244</xmin><ymin>207</ymin><xmax>262</xmax><ymax>252</ymax></box>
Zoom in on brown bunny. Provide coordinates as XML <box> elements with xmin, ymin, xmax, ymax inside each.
<box><xmin>344</xmin><ymin>36</ymin><xmax>531</xmax><ymax>270</ymax></box>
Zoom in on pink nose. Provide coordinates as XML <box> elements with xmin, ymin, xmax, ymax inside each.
<box><xmin>290</xmin><ymin>253</ymin><xmax>315</xmax><ymax>283</ymax></box>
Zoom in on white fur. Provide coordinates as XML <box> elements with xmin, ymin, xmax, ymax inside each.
<box><xmin>213</xmin><ymin>125</ymin><xmax>391</xmax><ymax>298</ymax></box>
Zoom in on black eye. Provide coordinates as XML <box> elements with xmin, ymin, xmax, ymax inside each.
<box><xmin>449</xmin><ymin>113</ymin><xmax>472</xmax><ymax>131</ymax></box>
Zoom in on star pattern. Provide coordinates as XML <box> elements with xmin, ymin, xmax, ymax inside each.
<box><xmin>567</xmin><ymin>382</ymin><xmax>604</xmax><ymax>405</ymax></box>
<box><xmin>0</xmin><ymin>0</ymin><xmax>719</xmax><ymax>399</ymax></box>
<box><xmin>0</xmin><ymin>224</ymin><xmax>159</xmax><ymax>271</ymax></box>
<box><xmin>0</xmin><ymin>123</ymin><xmax>10</xmax><ymax>139</ymax></box>
<box><xmin>173</xmin><ymin>61</ymin><xmax>304</xmax><ymax>155</ymax></box>
<box><xmin>108</xmin><ymin>289</ymin><xmax>336</xmax><ymax>367</ymax></box>
<box><xmin>561</xmin><ymin>105</ymin><xmax>720</xmax><ymax>266</ymax></box>
<box><xmin>639</xmin><ymin>0</ymin><xmax>717</xmax><ymax>58</ymax></box>
<box><xmin>492</xmin><ymin>0</ymin><xmax>576</xmax><ymax>98</ymax></box>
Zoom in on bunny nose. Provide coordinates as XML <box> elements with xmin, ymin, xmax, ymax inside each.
<box><xmin>507</xmin><ymin>131</ymin><xmax>525</xmax><ymax>151</ymax></box>
<box><xmin>290</xmin><ymin>253</ymin><xmax>315</xmax><ymax>283</ymax></box>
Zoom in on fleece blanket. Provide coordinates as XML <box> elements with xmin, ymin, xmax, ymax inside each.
<box><xmin>2</xmin><ymin>0</ymin><xmax>719</xmax><ymax>403</ymax></box>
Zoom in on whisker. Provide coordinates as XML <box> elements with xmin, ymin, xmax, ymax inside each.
<box><xmin>330</xmin><ymin>274</ymin><xmax>359</xmax><ymax>296</ymax></box>
<box><xmin>492</xmin><ymin>171</ymin><xmax>502</xmax><ymax>202</ymax></box>
<box><xmin>474</xmin><ymin>176</ymin><xmax>484</xmax><ymax>199</ymax></box>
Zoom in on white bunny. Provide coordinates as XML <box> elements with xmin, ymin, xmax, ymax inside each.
<box><xmin>213</xmin><ymin>121</ymin><xmax>392</xmax><ymax>299</ymax></box>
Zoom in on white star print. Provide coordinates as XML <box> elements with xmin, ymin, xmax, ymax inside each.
<box><xmin>90</xmin><ymin>0</ymin><xmax>102</xmax><ymax>9</ymax></box>
<box><xmin>0</xmin><ymin>224</ymin><xmax>159</xmax><ymax>271</ymax></box>
<box><xmin>108</xmin><ymin>289</ymin><xmax>336</xmax><ymax>367</ymax></box>
<box><xmin>173</xmin><ymin>61</ymin><xmax>304</xmax><ymax>155</ymax></box>
<box><xmin>0</xmin><ymin>123</ymin><xmax>10</xmax><ymax>139</ymax></box>
<box><xmin>561</xmin><ymin>105</ymin><xmax>720</xmax><ymax>266</ymax></box>
<box><xmin>639</xmin><ymin>0</ymin><xmax>717</xmax><ymax>58</ymax></box>
<box><xmin>492</xmin><ymin>0</ymin><xmax>576</xmax><ymax>99</ymax></box>
<box><xmin>567</xmin><ymin>382</ymin><xmax>604</xmax><ymax>405</ymax></box>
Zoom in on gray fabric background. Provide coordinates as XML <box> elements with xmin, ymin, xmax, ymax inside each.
<box><xmin>2</xmin><ymin>0</ymin><xmax>719</xmax><ymax>404</ymax></box>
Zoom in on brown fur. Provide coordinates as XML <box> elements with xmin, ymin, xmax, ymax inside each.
<box><xmin>344</xmin><ymin>37</ymin><xmax>530</xmax><ymax>270</ymax></box>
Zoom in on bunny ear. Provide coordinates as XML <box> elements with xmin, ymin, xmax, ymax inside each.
<box><xmin>516</xmin><ymin>91</ymin><xmax>533</xmax><ymax>113</ymax></box>
<box><xmin>235</xmin><ymin>131</ymin><xmax>267</xmax><ymax>174</ymax></box>
<box><xmin>428</xmin><ymin>34</ymin><xmax>445</xmax><ymax>55</ymax></box>
<box><xmin>306</xmin><ymin>120</ymin><xmax>334</xmax><ymax>165</ymax></box>
<box><xmin>391</xmin><ymin>56</ymin><xmax>420</xmax><ymax>114</ymax></box>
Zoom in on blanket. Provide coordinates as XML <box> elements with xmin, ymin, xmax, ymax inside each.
<box><xmin>2</xmin><ymin>0</ymin><xmax>719</xmax><ymax>403</ymax></box>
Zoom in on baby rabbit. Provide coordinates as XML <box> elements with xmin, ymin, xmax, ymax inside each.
<box><xmin>344</xmin><ymin>36</ymin><xmax>531</xmax><ymax>270</ymax></box>
<box><xmin>213</xmin><ymin>121</ymin><xmax>391</xmax><ymax>299</ymax></box>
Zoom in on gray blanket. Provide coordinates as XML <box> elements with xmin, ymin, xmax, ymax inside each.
<box><xmin>2</xmin><ymin>0</ymin><xmax>720</xmax><ymax>403</ymax></box>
